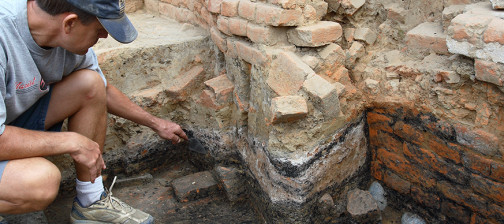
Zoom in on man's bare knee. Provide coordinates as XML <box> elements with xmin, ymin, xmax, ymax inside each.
<box><xmin>70</xmin><ymin>69</ymin><xmax>106</xmax><ymax>101</ymax></box>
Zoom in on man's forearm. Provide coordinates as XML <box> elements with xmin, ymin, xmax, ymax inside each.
<box><xmin>0</xmin><ymin>126</ymin><xmax>80</xmax><ymax>160</ymax></box>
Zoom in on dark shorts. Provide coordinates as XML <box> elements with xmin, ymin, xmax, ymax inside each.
<box><xmin>0</xmin><ymin>88</ymin><xmax>63</xmax><ymax>182</ymax></box>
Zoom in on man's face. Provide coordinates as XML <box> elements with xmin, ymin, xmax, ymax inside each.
<box><xmin>63</xmin><ymin>18</ymin><xmax>109</xmax><ymax>55</ymax></box>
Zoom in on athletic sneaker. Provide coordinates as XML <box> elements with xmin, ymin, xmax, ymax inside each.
<box><xmin>70</xmin><ymin>177</ymin><xmax>154</xmax><ymax>224</ymax></box>
<box><xmin>0</xmin><ymin>216</ymin><xmax>7</xmax><ymax>224</ymax></box>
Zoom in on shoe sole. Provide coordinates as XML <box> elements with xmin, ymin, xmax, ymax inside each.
<box><xmin>70</xmin><ymin>215</ymin><xmax>154</xmax><ymax>224</ymax></box>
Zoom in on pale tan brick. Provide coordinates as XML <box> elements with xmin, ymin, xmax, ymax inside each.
<box><xmin>483</xmin><ymin>18</ymin><xmax>504</xmax><ymax>45</ymax></box>
<box><xmin>204</xmin><ymin>74</ymin><xmax>234</xmax><ymax>104</ymax></box>
<box><xmin>145</xmin><ymin>0</ymin><xmax>160</xmax><ymax>14</ymax></box>
<box><xmin>346</xmin><ymin>41</ymin><xmax>365</xmax><ymax>66</ymax></box>
<box><xmin>166</xmin><ymin>65</ymin><xmax>205</xmax><ymax>101</ymax></box>
<box><xmin>267</xmin><ymin>51</ymin><xmax>313</xmax><ymax>96</ymax></box>
<box><xmin>302</xmin><ymin>74</ymin><xmax>340</xmax><ymax>117</ymax></box>
<box><xmin>270</xmin><ymin>96</ymin><xmax>308</xmax><ymax>124</ymax></box>
<box><xmin>221</xmin><ymin>0</ymin><xmax>240</xmax><ymax>17</ymax></box>
<box><xmin>210</xmin><ymin>27</ymin><xmax>228</xmax><ymax>53</ymax></box>
<box><xmin>238</xmin><ymin>0</ymin><xmax>256</xmax><ymax>21</ymax></box>
<box><xmin>475</xmin><ymin>59</ymin><xmax>504</xmax><ymax>86</ymax></box>
<box><xmin>246</xmin><ymin>23</ymin><xmax>286</xmax><ymax>45</ymax></box>
<box><xmin>340</xmin><ymin>0</ymin><xmax>365</xmax><ymax>15</ymax></box>
<box><xmin>217</xmin><ymin>16</ymin><xmax>232</xmax><ymax>35</ymax></box>
<box><xmin>226</xmin><ymin>39</ymin><xmax>239</xmax><ymax>58</ymax></box>
<box><xmin>407</xmin><ymin>22</ymin><xmax>449</xmax><ymax>55</ymax></box>
<box><xmin>159</xmin><ymin>2</ymin><xmax>177</xmax><ymax>19</ymax></box>
<box><xmin>287</xmin><ymin>21</ymin><xmax>342</xmax><ymax>47</ymax></box>
<box><xmin>354</xmin><ymin>27</ymin><xmax>377</xmax><ymax>45</ymax></box>
<box><xmin>255</xmin><ymin>3</ymin><xmax>302</xmax><ymax>26</ymax></box>
<box><xmin>208</xmin><ymin>0</ymin><xmax>223</xmax><ymax>13</ymax></box>
<box><xmin>385</xmin><ymin>3</ymin><xmax>406</xmax><ymax>24</ymax></box>
<box><xmin>228</xmin><ymin>17</ymin><xmax>248</xmax><ymax>36</ymax></box>
<box><xmin>234</xmin><ymin>40</ymin><xmax>267</xmax><ymax>65</ymax></box>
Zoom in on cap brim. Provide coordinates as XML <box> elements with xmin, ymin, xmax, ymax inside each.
<box><xmin>98</xmin><ymin>15</ymin><xmax>137</xmax><ymax>44</ymax></box>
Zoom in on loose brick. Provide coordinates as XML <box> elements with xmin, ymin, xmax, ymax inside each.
<box><xmin>172</xmin><ymin>171</ymin><xmax>219</xmax><ymax>202</ymax></box>
<box><xmin>354</xmin><ymin>28</ymin><xmax>377</xmax><ymax>45</ymax></box>
<box><xmin>267</xmin><ymin>51</ymin><xmax>313</xmax><ymax>96</ymax></box>
<box><xmin>383</xmin><ymin>170</ymin><xmax>411</xmax><ymax>195</ymax></box>
<box><xmin>166</xmin><ymin>65</ymin><xmax>205</xmax><ymax>102</ymax></box>
<box><xmin>340</xmin><ymin>0</ymin><xmax>365</xmax><ymax>15</ymax></box>
<box><xmin>215</xmin><ymin>166</ymin><xmax>246</xmax><ymax>202</ymax></box>
<box><xmin>221</xmin><ymin>0</ymin><xmax>239</xmax><ymax>17</ymax></box>
<box><xmin>207</xmin><ymin>0</ymin><xmax>223</xmax><ymax>13</ymax></box>
<box><xmin>441</xmin><ymin>200</ymin><xmax>472</xmax><ymax>224</ymax></box>
<box><xmin>246</xmin><ymin>23</ymin><xmax>286</xmax><ymax>45</ymax></box>
<box><xmin>470</xmin><ymin>174</ymin><xmax>504</xmax><ymax>204</ymax></box>
<box><xmin>411</xmin><ymin>185</ymin><xmax>440</xmax><ymax>210</ymax></box>
<box><xmin>491</xmin><ymin>0</ymin><xmax>504</xmax><ymax>9</ymax></box>
<box><xmin>234</xmin><ymin>40</ymin><xmax>267</xmax><ymax>65</ymax></box>
<box><xmin>270</xmin><ymin>95</ymin><xmax>308</xmax><ymax>124</ymax></box>
<box><xmin>204</xmin><ymin>74</ymin><xmax>234</xmax><ymax>105</ymax></box>
<box><xmin>318</xmin><ymin>43</ymin><xmax>345</xmax><ymax>65</ymax></box>
<box><xmin>287</xmin><ymin>21</ymin><xmax>342</xmax><ymax>47</ymax></box>
<box><xmin>238</xmin><ymin>0</ymin><xmax>256</xmax><ymax>21</ymax></box>
<box><xmin>255</xmin><ymin>3</ymin><xmax>302</xmax><ymax>26</ymax></box>
<box><xmin>483</xmin><ymin>18</ymin><xmax>504</xmax><ymax>45</ymax></box>
<box><xmin>302</xmin><ymin>74</ymin><xmax>340</xmax><ymax>118</ymax></box>
<box><xmin>210</xmin><ymin>27</ymin><xmax>228</xmax><ymax>53</ymax></box>
<box><xmin>386</xmin><ymin>3</ymin><xmax>406</xmax><ymax>24</ymax></box>
<box><xmin>475</xmin><ymin>59</ymin><xmax>504</xmax><ymax>87</ymax></box>
<box><xmin>229</xmin><ymin>17</ymin><xmax>248</xmax><ymax>36</ymax></box>
<box><xmin>406</xmin><ymin>22</ymin><xmax>449</xmax><ymax>55</ymax></box>
<box><xmin>346</xmin><ymin>41</ymin><xmax>365</xmax><ymax>66</ymax></box>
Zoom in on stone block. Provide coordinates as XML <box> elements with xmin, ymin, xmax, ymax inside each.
<box><xmin>326</xmin><ymin>0</ymin><xmax>340</xmax><ymax>12</ymax></box>
<box><xmin>340</xmin><ymin>0</ymin><xmax>365</xmax><ymax>15</ymax></box>
<box><xmin>354</xmin><ymin>28</ymin><xmax>377</xmax><ymax>45</ymax></box>
<box><xmin>208</xmin><ymin>0</ymin><xmax>223</xmax><ymax>13</ymax></box>
<box><xmin>346</xmin><ymin>189</ymin><xmax>381</xmax><ymax>223</ymax></box>
<box><xmin>238</xmin><ymin>0</ymin><xmax>256</xmax><ymax>21</ymax></box>
<box><xmin>172</xmin><ymin>171</ymin><xmax>219</xmax><ymax>202</ymax></box>
<box><xmin>221</xmin><ymin>0</ymin><xmax>239</xmax><ymax>17</ymax></box>
<box><xmin>475</xmin><ymin>59</ymin><xmax>504</xmax><ymax>86</ymax></box>
<box><xmin>234</xmin><ymin>40</ymin><xmax>267</xmax><ymax>65</ymax></box>
<box><xmin>210</xmin><ymin>27</ymin><xmax>228</xmax><ymax>53</ymax></box>
<box><xmin>302</xmin><ymin>74</ymin><xmax>340</xmax><ymax>117</ymax></box>
<box><xmin>287</xmin><ymin>21</ymin><xmax>342</xmax><ymax>47</ymax></box>
<box><xmin>267</xmin><ymin>51</ymin><xmax>313</xmax><ymax>96</ymax></box>
<box><xmin>406</xmin><ymin>22</ymin><xmax>449</xmax><ymax>55</ymax></box>
<box><xmin>491</xmin><ymin>0</ymin><xmax>504</xmax><ymax>9</ymax></box>
<box><xmin>318</xmin><ymin>43</ymin><xmax>345</xmax><ymax>63</ymax></box>
<box><xmin>301</xmin><ymin>55</ymin><xmax>320</xmax><ymax>69</ymax></box>
<box><xmin>346</xmin><ymin>41</ymin><xmax>365</xmax><ymax>66</ymax></box>
<box><xmin>166</xmin><ymin>65</ymin><xmax>205</xmax><ymax>102</ymax></box>
<box><xmin>229</xmin><ymin>17</ymin><xmax>248</xmax><ymax>36</ymax></box>
<box><xmin>247</xmin><ymin>23</ymin><xmax>286</xmax><ymax>45</ymax></box>
<box><xmin>270</xmin><ymin>95</ymin><xmax>308</xmax><ymax>124</ymax></box>
<box><xmin>215</xmin><ymin>166</ymin><xmax>246</xmax><ymax>202</ymax></box>
<box><xmin>204</xmin><ymin>74</ymin><xmax>234</xmax><ymax>104</ymax></box>
<box><xmin>255</xmin><ymin>3</ymin><xmax>303</xmax><ymax>26</ymax></box>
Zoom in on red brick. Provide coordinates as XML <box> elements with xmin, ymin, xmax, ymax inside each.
<box><xmin>287</xmin><ymin>21</ymin><xmax>343</xmax><ymax>47</ymax></box>
<box><xmin>217</xmin><ymin>16</ymin><xmax>231</xmax><ymax>35</ymax></box>
<box><xmin>437</xmin><ymin>181</ymin><xmax>489</xmax><ymax>215</ymax></box>
<box><xmin>204</xmin><ymin>74</ymin><xmax>234</xmax><ymax>105</ymax></box>
<box><xmin>221</xmin><ymin>0</ymin><xmax>239</xmax><ymax>17</ymax></box>
<box><xmin>490</xmin><ymin>160</ymin><xmax>504</xmax><ymax>183</ymax></box>
<box><xmin>199</xmin><ymin>90</ymin><xmax>223</xmax><ymax>109</ymax></box>
<box><xmin>483</xmin><ymin>18</ymin><xmax>504</xmax><ymax>45</ymax></box>
<box><xmin>441</xmin><ymin>200</ymin><xmax>471</xmax><ymax>224</ymax></box>
<box><xmin>427</xmin><ymin>137</ymin><xmax>461</xmax><ymax>164</ymax></box>
<box><xmin>470</xmin><ymin>174</ymin><xmax>504</xmax><ymax>204</ymax></box>
<box><xmin>234</xmin><ymin>40</ymin><xmax>267</xmax><ymax>65</ymax></box>
<box><xmin>370</xmin><ymin>161</ymin><xmax>383</xmax><ymax>181</ymax></box>
<box><xmin>411</xmin><ymin>185</ymin><xmax>440</xmax><ymax>210</ymax></box>
<box><xmin>238</xmin><ymin>0</ymin><xmax>256</xmax><ymax>21</ymax></box>
<box><xmin>449</xmin><ymin>14</ymin><xmax>493</xmax><ymax>44</ymax></box>
<box><xmin>255</xmin><ymin>3</ymin><xmax>302</xmax><ymax>26</ymax></box>
<box><xmin>462</xmin><ymin>151</ymin><xmax>492</xmax><ymax>176</ymax></box>
<box><xmin>210</xmin><ymin>27</ymin><xmax>227</xmax><ymax>53</ymax></box>
<box><xmin>228</xmin><ymin>17</ymin><xmax>248</xmax><ymax>36</ymax></box>
<box><xmin>392</xmin><ymin>121</ymin><xmax>425</xmax><ymax>146</ymax></box>
<box><xmin>267</xmin><ymin>51</ymin><xmax>312</xmax><ymax>96</ymax></box>
<box><xmin>367</xmin><ymin>112</ymin><xmax>392</xmax><ymax>125</ymax></box>
<box><xmin>383</xmin><ymin>170</ymin><xmax>411</xmax><ymax>194</ymax></box>
<box><xmin>270</xmin><ymin>96</ymin><xmax>308</xmax><ymax>124</ymax></box>
<box><xmin>207</xmin><ymin>0</ymin><xmax>223</xmax><ymax>13</ymax></box>
<box><xmin>474</xmin><ymin>59</ymin><xmax>504</xmax><ymax>87</ymax></box>
<box><xmin>369</xmin><ymin>130</ymin><xmax>403</xmax><ymax>155</ymax></box>
<box><xmin>246</xmin><ymin>23</ymin><xmax>285</xmax><ymax>45</ymax></box>
<box><xmin>166</xmin><ymin>65</ymin><xmax>205</xmax><ymax>101</ymax></box>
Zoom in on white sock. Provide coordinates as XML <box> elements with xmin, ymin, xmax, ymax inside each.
<box><xmin>76</xmin><ymin>176</ymin><xmax>105</xmax><ymax>207</ymax></box>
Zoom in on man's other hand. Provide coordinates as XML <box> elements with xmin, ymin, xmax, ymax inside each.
<box><xmin>68</xmin><ymin>132</ymin><xmax>106</xmax><ymax>183</ymax></box>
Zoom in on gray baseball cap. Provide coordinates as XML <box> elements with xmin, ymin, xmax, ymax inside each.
<box><xmin>66</xmin><ymin>0</ymin><xmax>138</xmax><ymax>43</ymax></box>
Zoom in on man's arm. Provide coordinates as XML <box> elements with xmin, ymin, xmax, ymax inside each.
<box><xmin>106</xmin><ymin>84</ymin><xmax>188</xmax><ymax>144</ymax></box>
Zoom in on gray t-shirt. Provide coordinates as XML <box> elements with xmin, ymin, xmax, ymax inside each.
<box><xmin>0</xmin><ymin>0</ymin><xmax>106</xmax><ymax>134</ymax></box>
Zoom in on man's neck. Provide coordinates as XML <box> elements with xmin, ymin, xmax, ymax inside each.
<box><xmin>26</xmin><ymin>1</ymin><xmax>62</xmax><ymax>48</ymax></box>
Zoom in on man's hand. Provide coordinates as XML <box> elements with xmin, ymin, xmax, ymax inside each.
<box><xmin>67</xmin><ymin>132</ymin><xmax>106</xmax><ymax>183</ymax></box>
<box><xmin>152</xmin><ymin>118</ymin><xmax>188</xmax><ymax>144</ymax></box>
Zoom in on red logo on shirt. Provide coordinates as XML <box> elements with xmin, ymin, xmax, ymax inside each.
<box><xmin>16</xmin><ymin>77</ymin><xmax>36</xmax><ymax>90</ymax></box>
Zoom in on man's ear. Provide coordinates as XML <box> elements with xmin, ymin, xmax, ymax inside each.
<box><xmin>62</xmin><ymin>13</ymin><xmax>79</xmax><ymax>34</ymax></box>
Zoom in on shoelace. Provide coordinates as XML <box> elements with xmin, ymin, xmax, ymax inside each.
<box><xmin>96</xmin><ymin>176</ymin><xmax>132</xmax><ymax>212</ymax></box>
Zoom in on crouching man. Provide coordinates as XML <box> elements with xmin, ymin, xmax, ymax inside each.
<box><xmin>0</xmin><ymin>0</ymin><xmax>188</xmax><ymax>223</ymax></box>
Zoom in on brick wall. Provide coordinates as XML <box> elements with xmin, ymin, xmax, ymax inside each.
<box><xmin>368</xmin><ymin>104</ymin><xmax>504</xmax><ymax>223</ymax></box>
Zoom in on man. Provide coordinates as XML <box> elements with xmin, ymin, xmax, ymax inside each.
<box><xmin>0</xmin><ymin>0</ymin><xmax>188</xmax><ymax>223</ymax></box>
